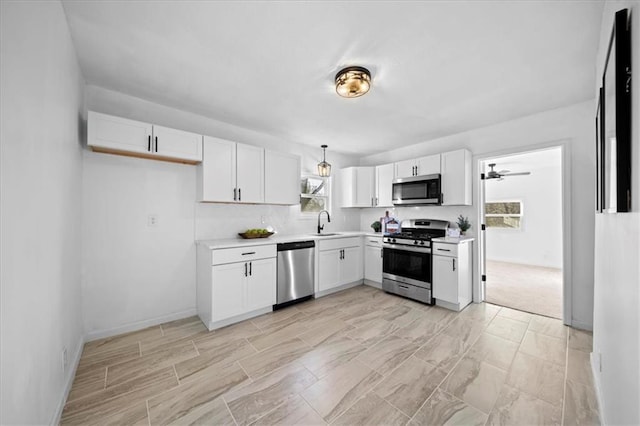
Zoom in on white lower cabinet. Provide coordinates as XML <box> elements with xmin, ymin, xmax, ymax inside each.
<box><xmin>432</xmin><ymin>240</ymin><xmax>472</xmax><ymax>311</ymax></box>
<box><xmin>318</xmin><ymin>237</ymin><xmax>363</xmax><ymax>293</ymax></box>
<box><xmin>211</xmin><ymin>262</ymin><xmax>246</xmax><ymax>321</ymax></box>
<box><xmin>364</xmin><ymin>236</ymin><xmax>383</xmax><ymax>285</ymax></box>
<box><xmin>246</xmin><ymin>258</ymin><xmax>277</xmax><ymax>311</ymax></box>
<box><xmin>197</xmin><ymin>244</ymin><xmax>276</xmax><ymax>330</ymax></box>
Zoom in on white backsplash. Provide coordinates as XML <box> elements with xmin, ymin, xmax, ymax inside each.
<box><xmin>195</xmin><ymin>204</ymin><xmax>478</xmax><ymax>241</ymax></box>
<box><xmin>195</xmin><ymin>203</ymin><xmax>361</xmax><ymax>240</ymax></box>
<box><xmin>359</xmin><ymin>205</ymin><xmax>477</xmax><ymax>236</ymax></box>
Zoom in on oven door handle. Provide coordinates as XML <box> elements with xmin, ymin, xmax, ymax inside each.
<box><xmin>383</xmin><ymin>244</ymin><xmax>431</xmax><ymax>254</ymax></box>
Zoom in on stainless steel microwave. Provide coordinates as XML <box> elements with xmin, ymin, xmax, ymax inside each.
<box><xmin>392</xmin><ymin>174</ymin><xmax>441</xmax><ymax>205</ymax></box>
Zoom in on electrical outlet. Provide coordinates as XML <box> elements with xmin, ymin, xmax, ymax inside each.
<box><xmin>62</xmin><ymin>347</ymin><xmax>68</xmax><ymax>373</ymax></box>
<box><xmin>147</xmin><ymin>214</ymin><xmax>158</xmax><ymax>227</ymax></box>
<box><xmin>261</xmin><ymin>215</ymin><xmax>266</xmax><ymax>224</ymax></box>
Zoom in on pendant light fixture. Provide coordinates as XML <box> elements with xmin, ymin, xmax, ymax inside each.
<box><xmin>317</xmin><ymin>145</ymin><xmax>331</xmax><ymax>177</ymax></box>
<box><xmin>335</xmin><ymin>66</ymin><xmax>371</xmax><ymax>98</ymax></box>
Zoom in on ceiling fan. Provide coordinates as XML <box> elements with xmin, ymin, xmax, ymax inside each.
<box><xmin>485</xmin><ymin>163</ymin><xmax>531</xmax><ymax>180</ymax></box>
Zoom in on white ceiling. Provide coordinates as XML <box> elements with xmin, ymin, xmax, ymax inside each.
<box><xmin>62</xmin><ymin>1</ymin><xmax>603</xmax><ymax>156</ymax></box>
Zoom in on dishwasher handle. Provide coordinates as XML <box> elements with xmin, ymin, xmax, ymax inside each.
<box><xmin>277</xmin><ymin>240</ymin><xmax>315</xmax><ymax>251</ymax></box>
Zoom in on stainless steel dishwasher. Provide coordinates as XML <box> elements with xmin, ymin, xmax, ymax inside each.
<box><xmin>275</xmin><ymin>240</ymin><xmax>315</xmax><ymax>309</ymax></box>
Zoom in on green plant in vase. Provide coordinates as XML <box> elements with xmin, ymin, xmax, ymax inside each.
<box><xmin>456</xmin><ymin>215</ymin><xmax>471</xmax><ymax>235</ymax></box>
<box><xmin>371</xmin><ymin>221</ymin><xmax>382</xmax><ymax>233</ymax></box>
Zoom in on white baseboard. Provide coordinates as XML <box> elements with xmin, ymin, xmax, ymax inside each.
<box><xmin>315</xmin><ymin>280</ymin><xmax>363</xmax><ymax>298</ymax></box>
<box><xmin>363</xmin><ymin>280</ymin><xmax>382</xmax><ymax>289</ymax></box>
<box><xmin>590</xmin><ymin>352</ymin><xmax>606</xmax><ymax>425</ymax></box>
<box><xmin>571</xmin><ymin>319</ymin><xmax>593</xmax><ymax>331</ymax></box>
<box><xmin>52</xmin><ymin>335</ymin><xmax>85</xmax><ymax>425</ymax></box>
<box><xmin>85</xmin><ymin>308</ymin><xmax>197</xmax><ymax>342</ymax></box>
<box><xmin>206</xmin><ymin>306</ymin><xmax>272</xmax><ymax>331</ymax></box>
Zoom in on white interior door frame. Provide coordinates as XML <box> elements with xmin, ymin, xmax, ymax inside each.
<box><xmin>473</xmin><ymin>140</ymin><xmax>572</xmax><ymax>326</ymax></box>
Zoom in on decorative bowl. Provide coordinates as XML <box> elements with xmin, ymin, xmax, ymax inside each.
<box><xmin>238</xmin><ymin>232</ymin><xmax>274</xmax><ymax>239</ymax></box>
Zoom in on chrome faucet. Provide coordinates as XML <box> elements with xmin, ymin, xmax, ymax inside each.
<box><xmin>317</xmin><ymin>210</ymin><xmax>331</xmax><ymax>234</ymax></box>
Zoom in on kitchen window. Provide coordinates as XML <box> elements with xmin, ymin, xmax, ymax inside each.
<box><xmin>485</xmin><ymin>201</ymin><xmax>523</xmax><ymax>228</ymax></box>
<box><xmin>300</xmin><ymin>175</ymin><xmax>330</xmax><ymax>215</ymax></box>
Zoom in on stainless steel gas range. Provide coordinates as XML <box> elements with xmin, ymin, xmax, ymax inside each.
<box><xmin>382</xmin><ymin>219</ymin><xmax>449</xmax><ymax>304</ymax></box>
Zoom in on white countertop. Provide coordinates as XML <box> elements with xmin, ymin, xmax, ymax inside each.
<box><xmin>196</xmin><ymin>232</ymin><xmax>474</xmax><ymax>249</ymax></box>
<box><xmin>432</xmin><ymin>236</ymin><xmax>475</xmax><ymax>244</ymax></box>
<box><xmin>197</xmin><ymin>231</ymin><xmax>383</xmax><ymax>249</ymax></box>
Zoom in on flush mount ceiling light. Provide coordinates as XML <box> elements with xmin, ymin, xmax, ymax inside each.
<box><xmin>335</xmin><ymin>66</ymin><xmax>371</xmax><ymax>98</ymax></box>
<box><xmin>317</xmin><ymin>145</ymin><xmax>331</xmax><ymax>177</ymax></box>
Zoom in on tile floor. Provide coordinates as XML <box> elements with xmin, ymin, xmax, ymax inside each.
<box><xmin>486</xmin><ymin>260</ymin><xmax>563</xmax><ymax>319</ymax></box>
<box><xmin>61</xmin><ymin>285</ymin><xmax>600</xmax><ymax>425</ymax></box>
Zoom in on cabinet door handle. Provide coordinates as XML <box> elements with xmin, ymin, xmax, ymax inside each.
<box><xmin>238</xmin><ymin>188</ymin><xmax>241</xmax><ymax>201</ymax></box>
<box><xmin>249</xmin><ymin>261</ymin><xmax>252</xmax><ymax>276</ymax></box>
<box><xmin>380</xmin><ymin>248</ymin><xmax>383</xmax><ymax>258</ymax></box>
<box><xmin>375</xmin><ymin>197</ymin><xmax>378</xmax><ymax>206</ymax></box>
<box><xmin>155</xmin><ymin>136</ymin><xmax>158</xmax><ymax>152</ymax></box>
<box><xmin>452</xmin><ymin>259</ymin><xmax>456</xmax><ymax>271</ymax></box>
<box><xmin>437</xmin><ymin>248</ymin><xmax>451</xmax><ymax>252</ymax></box>
<box><xmin>242</xmin><ymin>252</ymin><xmax>256</xmax><ymax>256</ymax></box>
<box><xmin>245</xmin><ymin>262</ymin><xmax>248</xmax><ymax>277</ymax></box>
<box><xmin>147</xmin><ymin>135</ymin><xmax>151</xmax><ymax>152</ymax></box>
<box><xmin>233</xmin><ymin>188</ymin><xmax>237</xmax><ymax>201</ymax></box>
<box><xmin>399</xmin><ymin>284</ymin><xmax>409</xmax><ymax>289</ymax></box>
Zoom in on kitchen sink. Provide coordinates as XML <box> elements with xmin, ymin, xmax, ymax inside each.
<box><xmin>310</xmin><ymin>233</ymin><xmax>341</xmax><ymax>237</ymax></box>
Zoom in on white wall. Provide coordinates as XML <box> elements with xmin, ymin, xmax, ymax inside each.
<box><xmin>592</xmin><ymin>2</ymin><xmax>640</xmax><ymax>425</ymax></box>
<box><xmin>82</xmin><ymin>85</ymin><xmax>360</xmax><ymax>338</ymax></box>
<box><xmin>0</xmin><ymin>1</ymin><xmax>85</xmax><ymax>424</ymax></box>
<box><xmin>360</xmin><ymin>100</ymin><xmax>594</xmax><ymax>329</ymax></box>
<box><xmin>485</xmin><ymin>148</ymin><xmax>563</xmax><ymax>268</ymax></box>
<box><xmin>81</xmin><ymin>153</ymin><xmax>198</xmax><ymax>337</ymax></box>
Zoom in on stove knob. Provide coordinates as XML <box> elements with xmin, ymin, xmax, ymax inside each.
<box><xmin>420</xmin><ymin>241</ymin><xmax>425</xmax><ymax>245</ymax></box>
<box><xmin>392</xmin><ymin>238</ymin><xmax>396</xmax><ymax>243</ymax></box>
<box><xmin>414</xmin><ymin>240</ymin><xmax>418</xmax><ymax>245</ymax></box>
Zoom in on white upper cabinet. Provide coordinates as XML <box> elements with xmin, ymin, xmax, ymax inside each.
<box><xmin>198</xmin><ymin>136</ymin><xmax>236</xmax><ymax>202</ymax></box>
<box><xmin>198</xmin><ymin>136</ymin><xmax>264</xmax><ymax>203</ymax></box>
<box><xmin>375</xmin><ymin>163</ymin><xmax>394</xmax><ymax>207</ymax></box>
<box><xmin>264</xmin><ymin>150</ymin><xmax>301</xmax><ymax>205</ymax></box>
<box><xmin>88</xmin><ymin>111</ymin><xmax>152</xmax><ymax>154</ymax></box>
<box><xmin>152</xmin><ymin>125</ymin><xmax>203</xmax><ymax>162</ymax></box>
<box><xmin>418</xmin><ymin>154</ymin><xmax>441</xmax><ymax>176</ymax></box>
<box><xmin>394</xmin><ymin>159</ymin><xmax>416</xmax><ymax>179</ymax></box>
<box><xmin>339</xmin><ymin>167</ymin><xmax>375</xmax><ymax>208</ymax></box>
<box><xmin>88</xmin><ymin>111</ymin><xmax>202</xmax><ymax>163</ymax></box>
<box><xmin>395</xmin><ymin>154</ymin><xmax>441</xmax><ymax>178</ymax></box>
<box><xmin>236</xmin><ymin>143</ymin><xmax>264</xmax><ymax>203</ymax></box>
<box><xmin>339</xmin><ymin>164</ymin><xmax>393</xmax><ymax>208</ymax></box>
<box><xmin>441</xmin><ymin>149</ymin><xmax>472</xmax><ymax>206</ymax></box>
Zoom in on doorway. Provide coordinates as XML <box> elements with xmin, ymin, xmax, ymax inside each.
<box><xmin>479</xmin><ymin>147</ymin><xmax>564</xmax><ymax>319</ymax></box>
